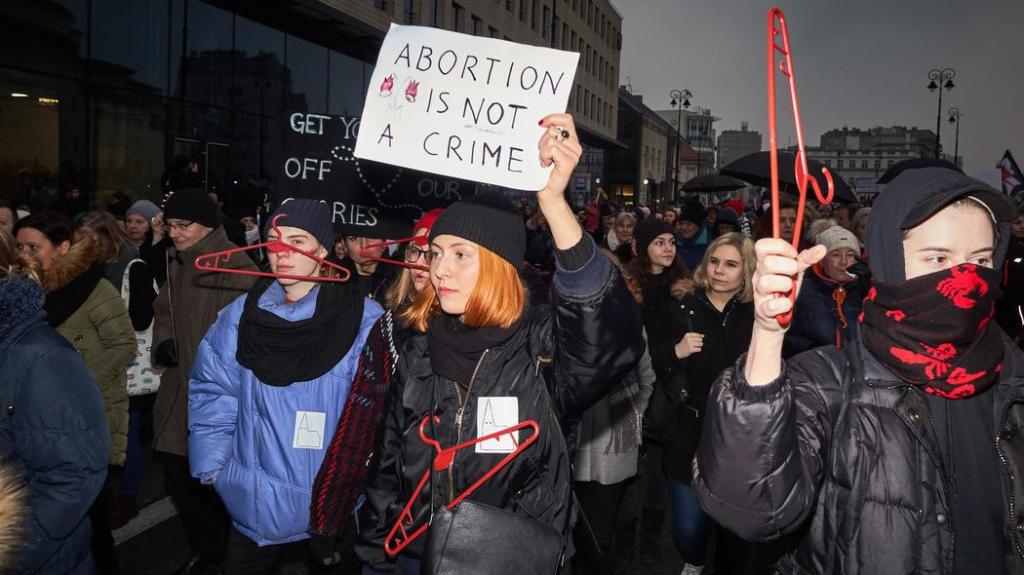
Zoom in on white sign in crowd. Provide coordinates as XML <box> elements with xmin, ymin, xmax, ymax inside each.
<box><xmin>355</xmin><ymin>24</ymin><xmax>579</xmax><ymax>191</ymax></box>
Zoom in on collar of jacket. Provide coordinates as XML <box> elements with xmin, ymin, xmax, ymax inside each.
<box><xmin>170</xmin><ymin>226</ymin><xmax>229</xmax><ymax>264</ymax></box>
<box><xmin>0</xmin><ymin>276</ymin><xmax>46</xmax><ymax>354</ymax></box>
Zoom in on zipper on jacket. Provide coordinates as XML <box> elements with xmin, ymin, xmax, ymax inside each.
<box><xmin>447</xmin><ymin>349</ymin><xmax>490</xmax><ymax>502</ymax></box>
<box><xmin>996</xmin><ymin>405</ymin><xmax>1024</xmax><ymax>558</ymax></box>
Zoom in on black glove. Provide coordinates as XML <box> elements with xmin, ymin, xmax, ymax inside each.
<box><xmin>308</xmin><ymin>533</ymin><xmax>344</xmax><ymax>568</ymax></box>
<box><xmin>153</xmin><ymin>339</ymin><xmax>179</xmax><ymax>368</ymax></box>
<box><xmin>846</xmin><ymin>259</ymin><xmax>871</xmax><ymax>281</ymax></box>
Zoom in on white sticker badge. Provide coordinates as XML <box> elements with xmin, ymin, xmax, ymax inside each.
<box><xmin>475</xmin><ymin>397</ymin><xmax>519</xmax><ymax>454</ymax></box>
<box><xmin>293</xmin><ymin>411</ymin><xmax>327</xmax><ymax>450</ymax></box>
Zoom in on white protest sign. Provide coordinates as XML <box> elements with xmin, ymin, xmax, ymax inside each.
<box><xmin>354</xmin><ymin>24</ymin><xmax>579</xmax><ymax>191</ymax></box>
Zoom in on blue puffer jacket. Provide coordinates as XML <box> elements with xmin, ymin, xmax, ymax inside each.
<box><xmin>0</xmin><ymin>276</ymin><xmax>109</xmax><ymax>574</ymax></box>
<box><xmin>188</xmin><ymin>282</ymin><xmax>383</xmax><ymax>546</ymax></box>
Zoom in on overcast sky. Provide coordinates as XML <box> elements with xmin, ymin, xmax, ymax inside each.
<box><xmin>614</xmin><ymin>0</ymin><xmax>1024</xmax><ymax>176</ymax></box>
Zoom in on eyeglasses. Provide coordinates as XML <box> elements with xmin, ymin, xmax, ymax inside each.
<box><xmin>162</xmin><ymin>220</ymin><xmax>195</xmax><ymax>232</ymax></box>
<box><xmin>404</xmin><ymin>246</ymin><xmax>432</xmax><ymax>265</ymax></box>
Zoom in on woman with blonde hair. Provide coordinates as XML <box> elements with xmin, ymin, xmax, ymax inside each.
<box><xmin>645</xmin><ymin>232</ymin><xmax>756</xmax><ymax>574</ymax></box>
<box><xmin>384</xmin><ymin>208</ymin><xmax>443</xmax><ymax>347</ymax></box>
<box><xmin>0</xmin><ymin>226</ymin><xmax>109</xmax><ymax>573</ymax></box>
<box><xmin>356</xmin><ymin>114</ymin><xmax>643</xmax><ymax>574</ymax></box>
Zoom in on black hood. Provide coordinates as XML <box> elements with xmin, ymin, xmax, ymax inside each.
<box><xmin>865</xmin><ymin>167</ymin><xmax>1014</xmax><ymax>283</ymax></box>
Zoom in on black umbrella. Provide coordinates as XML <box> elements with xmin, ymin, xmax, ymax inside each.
<box><xmin>877</xmin><ymin>157</ymin><xmax>961</xmax><ymax>184</ymax></box>
<box><xmin>720</xmin><ymin>151</ymin><xmax>858</xmax><ymax>204</ymax></box>
<box><xmin>681</xmin><ymin>174</ymin><xmax>749</xmax><ymax>193</ymax></box>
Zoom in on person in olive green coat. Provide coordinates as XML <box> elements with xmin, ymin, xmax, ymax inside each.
<box><xmin>15</xmin><ymin>211</ymin><xmax>136</xmax><ymax>574</ymax></box>
<box><xmin>15</xmin><ymin>213</ymin><xmax>136</xmax><ymax>466</ymax></box>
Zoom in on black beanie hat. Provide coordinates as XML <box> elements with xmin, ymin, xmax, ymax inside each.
<box><xmin>163</xmin><ymin>188</ymin><xmax>220</xmax><ymax>229</ymax></box>
<box><xmin>429</xmin><ymin>192</ymin><xmax>526</xmax><ymax>266</ymax></box>
<box><xmin>634</xmin><ymin>218</ymin><xmax>675</xmax><ymax>253</ymax></box>
<box><xmin>680</xmin><ymin>203</ymin><xmax>704</xmax><ymax>226</ymax></box>
<box><xmin>265</xmin><ymin>199</ymin><xmax>334</xmax><ymax>248</ymax></box>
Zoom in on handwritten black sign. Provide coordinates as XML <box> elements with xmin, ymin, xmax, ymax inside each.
<box><xmin>275</xmin><ymin>111</ymin><xmax>497</xmax><ymax>238</ymax></box>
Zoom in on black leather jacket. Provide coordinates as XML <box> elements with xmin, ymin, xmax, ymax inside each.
<box><xmin>355</xmin><ymin>243</ymin><xmax>643</xmax><ymax>571</ymax></box>
<box><xmin>694</xmin><ymin>334</ymin><xmax>1024</xmax><ymax>574</ymax></box>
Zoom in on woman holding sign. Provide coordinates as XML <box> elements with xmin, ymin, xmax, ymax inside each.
<box><xmin>356</xmin><ymin>114</ymin><xmax>644</xmax><ymax>574</ymax></box>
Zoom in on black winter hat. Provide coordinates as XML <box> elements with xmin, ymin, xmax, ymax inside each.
<box><xmin>163</xmin><ymin>188</ymin><xmax>220</xmax><ymax>229</ymax></box>
<box><xmin>715</xmin><ymin>207</ymin><xmax>741</xmax><ymax>230</ymax></box>
<box><xmin>634</xmin><ymin>218</ymin><xmax>675</xmax><ymax>253</ymax></box>
<box><xmin>679</xmin><ymin>203</ymin><xmax>704</xmax><ymax>226</ymax></box>
<box><xmin>265</xmin><ymin>199</ymin><xmax>334</xmax><ymax>248</ymax></box>
<box><xmin>866</xmin><ymin>167</ymin><xmax>1015</xmax><ymax>283</ymax></box>
<box><xmin>429</xmin><ymin>192</ymin><xmax>526</xmax><ymax>266</ymax></box>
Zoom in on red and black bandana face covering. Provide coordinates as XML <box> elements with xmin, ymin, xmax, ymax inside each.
<box><xmin>859</xmin><ymin>263</ymin><xmax>1004</xmax><ymax>399</ymax></box>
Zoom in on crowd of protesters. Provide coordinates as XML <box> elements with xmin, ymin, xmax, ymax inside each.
<box><xmin>2</xmin><ymin>121</ymin><xmax>1024</xmax><ymax>575</ymax></box>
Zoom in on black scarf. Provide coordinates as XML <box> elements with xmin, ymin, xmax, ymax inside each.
<box><xmin>44</xmin><ymin>265</ymin><xmax>103</xmax><ymax>327</ymax></box>
<box><xmin>860</xmin><ymin>264</ymin><xmax>1004</xmax><ymax>399</ymax></box>
<box><xmin>237</xmin><ymin>278</ymin><xmax>364</xmax><ymax>387</ymax></box>
<box><xmin>427</xmin><ymin>311</ymin><xmax>523</xmax><ymax>386</ymax></box>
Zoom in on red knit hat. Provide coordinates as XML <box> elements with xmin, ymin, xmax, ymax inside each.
<box><xmin>412</xmin><ymin>208</ymin><xmax>444</xmax><ymax>245</ymax></box>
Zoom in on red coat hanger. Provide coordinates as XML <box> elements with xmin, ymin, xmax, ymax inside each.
<box><xmin>361</xmin><ymin>236</ymin><xmax>430</xmax><ymax>272</ymax></box>
<box><xmin>194</xmin><ymin>214</ymin><xmax>351</xmax><ymax>282</ymax></box>
<box><xmin>383</xmin><ymin>415</ymin><xmax>540</xmax><ymax>557</ymax></box>
<box><xmin>767</xmin><ymin>7</ymin><xmax>835</xmax><ymax>326</ymax></box>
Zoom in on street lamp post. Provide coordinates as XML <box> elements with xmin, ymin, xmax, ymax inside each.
<box><xmin>926</xmin><ymin>68</ymin><xmax>956</xmax><ymax>158</ymax></box>
<box><xmin>947</xmin><ymin>107</ymin><xmax>961</xmax><ymax>168</ymax></box>
<box><xmin>669</xmin><ymin>89</ymin><xmax>691</xmax><ymax>202</ymax></box>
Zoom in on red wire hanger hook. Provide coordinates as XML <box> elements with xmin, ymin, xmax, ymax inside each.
<box><xmin>383</xmin><ymin>415</ymin><xmax>541</xmax><ymax>557</ymax></box>
<box><xmin>767</xmin><ymin>6</ymin><xmax>835</xmax><ymax>326</ymax></box>
<box><xmin>361</xmin><ymin>236</ymin><xmax>430</xmax><ymax>272</ymax></box>
<box><xmin>194</xmin><ymin>213</ymin><xmax>351</xmax><ymax>282</ymax></box>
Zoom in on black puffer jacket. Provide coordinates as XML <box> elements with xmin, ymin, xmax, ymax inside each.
<box><xmin>693</xmin><ymin>334</ymin><xmax>1024</xmax><ymax>574</ymax></box>
<box><xmin>356</xmin><ymin>239</ymin><xmax>643</xmax><ymax>570</ymax></box>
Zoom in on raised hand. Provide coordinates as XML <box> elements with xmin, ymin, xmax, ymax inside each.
<box><xmin>535</xmin><ymin>113</ymin><xmax>583</xmax><ymax>250</ymax></box>
<box><xmin>751</xmin><ymin>238</ymin><xmax>825</xmax><ymax>333</ymax></box>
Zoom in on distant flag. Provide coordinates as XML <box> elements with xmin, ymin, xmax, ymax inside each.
<box><xmin>997</xmin><ymin>150</ymin><xmax>1023</xmax><ymax>194</ymax></box>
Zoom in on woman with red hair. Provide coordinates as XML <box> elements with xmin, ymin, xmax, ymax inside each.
<box><xmin>356</xmin><ymin>114</ymin><xmax>644</xmax><ymax>574</ymax></box>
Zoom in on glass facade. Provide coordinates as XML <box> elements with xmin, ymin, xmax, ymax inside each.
<box><xmin>0</xmin><ymin>0</ymin><xmax>373</xmax><ymax>214</ymax></box>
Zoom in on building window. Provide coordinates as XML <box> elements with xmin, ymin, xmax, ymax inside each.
<box><xmin>571</xmin><ymin>31</ymin><xmax>577</xmax><ymax>51</ymax></box>
<box><xmin>543</xmin><ymin>6</ymin><xmax>550</xmax><ymax>38</ymax></box>
<box><xmin>585</xmin><ymin>44</ymin><xmax>591</xmax><ymax>71</ymax></box>
<box><xmin>588</xmin><ymin>0</ymin><xmax>593</xmax><ymax>25</ymax></box>
<box><xmin>402</xmin><ymin>0</ymin><xmax>415</xmax><ymax>22</ymax></box>
<box><xmin>374</xmin><ymin>0</ymin><xmax>386</xmax><ymax>9</ymax></box>
<box><xmin>471</xmin><ymin>14</ymin><xmax>482</xmax><ymax>35</ymax></box>
<box><xmin>584</xmin><ymin>89</ymin><xmax>590</xmax><ymax>116</ymax></box>
<box><xmin>506</xmin><ymin>0</ymin><xmax>513</xmax><ymax>11</ymax></box>
<box><xmin>874</xmin><ymin>159</ymin><xmax>881</xmax><ymax>169</ymax></box>
<box><xmin>888</xmin><ymin>159</ymin><xmax>895</xmax><ymax>168</ymax></box>
<box><xmin>590</xmin><ymin>93</ymin><xmax>596</xmax><ymax>119</ymax></box>
<box><xmin>861</xmin><ymin>159</ymin><xmax>868</xmax><ymax>169</ymax></box>
<box><xmin>452</xmin><ymin>3</ymin><xmax>464</xmax><ymax>31</ymax></box>
<box><xmin>519</xmin><ymin>0</ymin><xmax>527</xmax><ymax>21</ymax></box>
<box><xmin>562</xmin><ymin>23</ymin><xmax>569</xmax><ymax>49</ymax></box>
<box><xmin>489</xmin><ymin>25</ymin><xmax>500</xmax><ymax>38</ymax></box>
<box><xmin>531</xmin><ymin>0</ymin><xmax>539</xmax><ymax>29</ymax></box>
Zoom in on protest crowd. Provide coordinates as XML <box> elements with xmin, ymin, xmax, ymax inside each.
<box><xmin>4</xmin><ymin>110</ymin><xmax>1024</xmax><ymax>575</ymax></box>
<box><xmin>3</xmin><ymin>8</ymin><xmax>1024</xmax><ymax>575</ymax></box>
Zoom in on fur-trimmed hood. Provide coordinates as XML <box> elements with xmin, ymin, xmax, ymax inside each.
<box><xmin>671</xmin><ymin>278</ymin><xmax>695</xmax><ymax>300</ymax></box>
<box><xmin>42</xmin><ymin>234</ymin><xmax>105</xmax><ymax>293</ymax></box>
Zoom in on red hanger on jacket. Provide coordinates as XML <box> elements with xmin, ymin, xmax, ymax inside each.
<box><xmin>766</xmin><ymin>7</ymin><xmax>835</xmax><ymax>326</ymax></box>
<box><xmin>194</xmin><ymin>214</ymin><xmax>351</xmax><ymax>282</ymax></box>
<box><xmin>360</xmin><ymin>236</ymin><xmax>430</xmax><ymax>272</ymax></box>
<box><xmin>383</xmin><ymin>415</ymin><xmax>540</xmax><ymax>557</ymax></box>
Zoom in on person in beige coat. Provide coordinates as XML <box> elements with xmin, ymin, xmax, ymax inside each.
<box><xmin>150</xmin><ymin>188</ymin><xmax>256</xmax><ymax>572</ymax></box>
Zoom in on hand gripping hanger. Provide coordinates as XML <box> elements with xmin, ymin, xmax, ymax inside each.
<box><xmin>767</xmin><ymin>7</ymin><xmax>835</xmax><ymax>326</ymax></box>
<box><xmin>194</xmin><ymin>214</ymin><xmax>351</xmax><ymax>282</ymax></box>
<box><xmin>361</xmin><ymin>237</ymin><xmax>430</xmax><ymax>272</ymax></box>
<box><xmin>383</xmin><ymin>415</ymin><xmax>540</xmax><ymax>557</ymax></box>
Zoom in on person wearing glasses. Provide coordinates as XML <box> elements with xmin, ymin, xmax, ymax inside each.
<box><xmin>356</xmin><ymin>114</ymin><xmax>644</xmax><ymax>574</ymax></box>
<box><xmin>340</xmin><ymin>231</ymin><xmax>399</xmax><ymax>302</ymax></box>
<box><xmin>384</xmin><ymin>209</ymin><xmax>443</xmax><ymax>348</ymax></box>
<box><xmin>151</xmin><ymin>188</ymin><xmax>258</xmax><ymax>573</ymax></box>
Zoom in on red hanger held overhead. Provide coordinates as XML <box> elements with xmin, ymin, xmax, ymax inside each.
<box><xmin>766</xmin><ymin>7</ymin><xmax>835</xmax><ymax>326</ymax></box>
<box><xmin>194</xmin><ymin>214</ymin><xmax>351</xmax><ymax>282</ymax></box>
